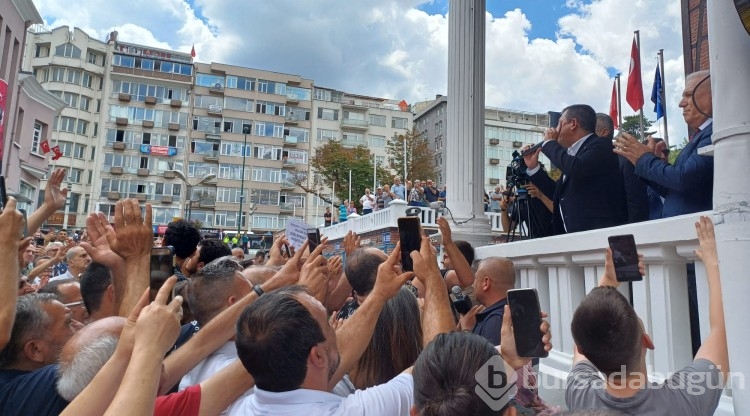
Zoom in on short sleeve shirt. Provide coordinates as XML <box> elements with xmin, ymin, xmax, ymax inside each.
<box><xmin>155</xmin><ymin>384</ymin><xmax>202</xmax><ymax>416</ymax></box>
<box><xmin>227</xmin><ymin>373</ymin><xmax>414</xmax><ymax>416</ymax></box>
<box><xmin>565</xmin><ymin>359</ymin><xmax>724</xmax><ymax>416</ymax></box>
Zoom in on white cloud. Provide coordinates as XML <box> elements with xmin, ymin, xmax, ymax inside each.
<box><xmin>32</xmin><ymin>0</ymin><xmax>690</xmax><ymax>142</ymax></box>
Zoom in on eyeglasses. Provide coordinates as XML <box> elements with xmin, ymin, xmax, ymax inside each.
<box><xmin>63</xmin><ymin>300</ymin><xmax>86</xmax><ymax>308</ymax></box>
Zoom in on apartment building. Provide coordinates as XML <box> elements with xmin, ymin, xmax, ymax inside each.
<box><xmin>22</xmin><ymin>25</ymin><xmax>105</xmax><ymax>227</ymax></box>
<box><xmin>189</xmin><ymin>62</ymin><xmax>313</xmax><ymax>234</ymax></box>
<box><xmin>414</xmin><ymin>97</ymin><xmax>550</xmax><ymax>192</ymax></box>
<box><xmin>98</xmin><ymin>33</ymin><xmax>193</xmax><ymax>231</ymax></box>
<box><xmin>308</xmin><ymin>87</ymin><xmax>412</xmax><ymax>224</ymax></box>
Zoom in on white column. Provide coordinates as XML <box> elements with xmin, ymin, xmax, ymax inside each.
<box><xmin>446</xmin><ymin>0</ymin><xmax>486</xmax><ymax>221</ymax></box>
<box><xmin>443</xmin><ymin>0</ymin><xmax>492</xmax><ymax>245</ymax></box>
<box><xmin>708</xmin><ymin>2</ymin><xmax>750</xmax><ymax>414</ymax></box>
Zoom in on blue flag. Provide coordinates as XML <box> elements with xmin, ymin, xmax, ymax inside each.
<box><xmin>651</xmin><ymin>65</ymin><xmax>665</xmax><ymax>120</ymax></box>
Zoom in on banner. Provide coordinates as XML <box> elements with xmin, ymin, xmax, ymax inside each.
<box><xmin>140</xmin><ymin>144</ymin><xmax>177</xmax><ymax>156</ymax></box>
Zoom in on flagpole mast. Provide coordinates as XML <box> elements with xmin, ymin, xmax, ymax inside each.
<box><xmin>658</xmin><ymin>49</ymin><xmax>669</xmax><ymax>147</ymax></box>
<box><xmin>616</xmin><ymin>73</ymin><xmax>623</xmax><ymax>129</ymax></box>
<box><xmin>635</xmin><ymin>30</ymin><xmax>645</xmax><ymax>140</ymax></box>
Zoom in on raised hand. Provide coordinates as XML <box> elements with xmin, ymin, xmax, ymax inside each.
<box><xmin>133</xmin><ymin>276</ymin><xmax>183</xmax><ymax>355</ymax></box>
<box><xmin>267</xmin><ymin>233</ymin><xmax>291</xmax><ymax>266</ymax></box>
<box><xmin>458</xmin><ymin>304</ymin><xmax>485</xmax><ymax>331</ymax></box>
<box><xmin>79</xmin><ymin>212</ymin><xmax>126</xmax><ymax>271</ymax></box>
<box><xmin>343</xmin><ymin>231</ymin><xmax>360</xmax><ymax>256</ymax></box>
<box><xmin>437</xmin><ymin>217</ymin><xmax>452</xmax><ymax>246</ymax></box>
<box><xmin>411</xmin><ymin>237</ymin><xmax>441</xmax><ymax>286</ymax></box>
<box><xmin>695</xmin><ymin>216</ymin><xmax>718</xmax><ymax>266</ymax></box>
<box><xmin>371</xmin><ymin>242</ymin><xmax>414</xmax><ymax>301</ymax></box>
<box><xmin>105</xmin><ymin>200</ymin><xmax>153</xmax><ymax>260</ymax></box>
<box><xmin>44</xmin><ymin>168</ymin><xmax>70</xmax><ymax>211</ymax></box>
<box><xmin>600</xmin><ymin>247</ymin><xmax>644</xmax><ymax>288</ymax></box>
<box><xmin>299</xmin><ymin>239</ymin><xmax>330</xmax><ymax>303</ymax></box>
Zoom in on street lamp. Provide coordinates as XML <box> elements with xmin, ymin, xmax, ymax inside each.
<box><xmin>238</xmin><ymin>125</ymin><xmax>251</xmax><ymax>235</ymax></box>
<box><xmin>169</xmin><ymin>170</ymin><xmax>216</xmax><ymax>221</ymax></box>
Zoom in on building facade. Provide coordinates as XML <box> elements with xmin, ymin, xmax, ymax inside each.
<box><xmin>189</xmin><ymin>62</ymin><xmax>313</xmax><ymax>235</ymax></box>
<box><xmin>414</xmin><ymin>97</ymin><xmax>551</xmax><ymax>193</ymax></box>
<box><xmin>1</xmin><ymin>0</ymin><xmax>66</xmax><ymax>213</ymax></box>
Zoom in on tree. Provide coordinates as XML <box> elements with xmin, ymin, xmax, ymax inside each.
<box><xmin>620</xmin><ymin>115</ymin><xmax>654</xmax><ymax>139</ymax></box>
<box><xmin>302</xmin><ymin>141</ymin><xmax>390</xmax><ymax>207</ymax></box>
<box><xmin>386</xmin><ymin>128</ymin><xmax>438</xmax><ymax>183</ymax></box>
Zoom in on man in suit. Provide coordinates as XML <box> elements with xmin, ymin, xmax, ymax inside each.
<box><xmin>523</xmin><ymin>104</ymin><xmax>627</xmax><ymax>235</ymax></box>
<box><xmin>615</xmin><ymin>70</ymin><xmax>714</xmax><ymax>217</ymax></box>
<box><xmin>595</xmin><ymin>113</ymin><xmax>649</xmax><ymax>223</ymax></box>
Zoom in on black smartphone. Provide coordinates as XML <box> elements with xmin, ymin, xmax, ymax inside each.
<box><xmin>307</xmin><ymin>228</ymin><xmax>321</xmax><ymax>251</ymax></box>
<box><xmin>397</xmin><ymin>216</ymin><xmax>422</xmax><ymax>272</ymax></box>
<box><xmin>283</xmin><ymin>243</ymin><xmax>292</xmax><ymax>257</ymax></box>
<box><xmin>548</xmin><ymin>111</ymin><xmax>562</xmax><ymax>128</ymax></box>
<box><xmin>607</xmin><ymin>234</ymin><xmax>642</xmax><ymax>282</ymax></box>
<box><xmin>507</xmin><ymin>288</ymin><xmax>548</xmax><ymax>358</ymax></box>
<box><xmin>150</xmin><ymin>246</ymin><xmax>175</xmax><ymax>301</ymax></box>
<box><xmin>0</xmin><ymin>176</ymin><xmax>7</xmax><ymax>211</ymax></box>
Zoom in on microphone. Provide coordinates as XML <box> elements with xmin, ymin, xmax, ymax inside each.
<box><xmin>520</xmin><ymin>141</ymin><xmax>544</xmax><ymax>156</ymax></box>
<box><xmin>451</xmin><ymin>286</ymin><xmax>472</xmax><ymax>315</ymax></box>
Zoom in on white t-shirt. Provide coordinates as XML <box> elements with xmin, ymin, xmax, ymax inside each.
<box><xmin>360</xmin><ymin>194</ymin><xmax>374</xmax><ymax>210</ymax></box>
<box><xmin>227</xmin><ymin>373</ymin><xmax>413</xmax><ymax>416</ymax></box>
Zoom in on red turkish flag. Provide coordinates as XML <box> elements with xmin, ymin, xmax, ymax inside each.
<box><xmin>625</xmin><ymin>36</ymin><xmax>644</xmax><ymax>112</ymax></box>
<box><xmin>191</xmin><ymin>44</ymin><xmax>196</xmax><ymax>58</ymax></box>
<box><xmin>40</xmin><ymin>140</ymin><xmax>51</xmax><ymax>154</ymax></box>
<box><xmin>609</xmin><ymin>80</ymin><xmax>619</xmax><ymax>129</ymax></box>
<box><xmin>51</xmin><ymin>145</ymin><xmax>63</xmax><ymax>160</ymax></box>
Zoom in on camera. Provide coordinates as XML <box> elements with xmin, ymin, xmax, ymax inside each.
<box><xmin>505</xmin><ymin>150</ymin><xmax>530</xmax><ymax>189</ymax></box>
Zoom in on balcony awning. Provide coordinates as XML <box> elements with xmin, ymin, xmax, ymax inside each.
<box><xmin>20</xmin><ymin>163</ymin><xmax>48</xmax><ymax>180</ymax></box>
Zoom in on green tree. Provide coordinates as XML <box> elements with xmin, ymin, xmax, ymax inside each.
<box><xmin>301</xmin><ymin>141</ymin><xmax>390</xmax><ymax>207</ymax></box>
<box><xmin>386</xmin><ymin>128</ymin><xmax>438</xmax><ymax>182</ymax></box>
<box><xmin>620</xmin><ymin>115</ymin><xmax>654</xmax><ymax>139</ymax></box>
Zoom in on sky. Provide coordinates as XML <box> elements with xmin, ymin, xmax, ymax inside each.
<box><xmin>33</xmin><ymin>0</ymin><xmax>689</xmax><ymax>143</ymax></box>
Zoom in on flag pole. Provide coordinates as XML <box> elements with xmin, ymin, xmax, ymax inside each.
<box><xmin>658</xmin><ymin>49</ymin><xmax>669</xmax><ymax>147</ymax></box>
<box><xmin>635</xmin><ymin>30</ymin><xmax>645</xmax><ymax>140</ymax></box>
<box><xmin>616</xmin><ymin>73</ymin><xmax>623</xmax><ymax>129</ymax></box>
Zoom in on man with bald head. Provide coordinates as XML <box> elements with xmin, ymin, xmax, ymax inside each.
<box><xmin>459</xmin><ymin>257</ymin><xmax>516</xmax><ymax>345</ymax></box>
<box><xmin>50</xmin><ymin>246</ymin><xmax>91</xmax><ymax>282</ymax></box>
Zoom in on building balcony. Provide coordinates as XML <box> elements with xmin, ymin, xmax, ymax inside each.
<box><xmin>109</xmin><ymin>166</ymin><xmax>123</xmax><ymax>175</ymax></box>
<box><xmin>137</xmin><ymin>168</ymin><xmax>150</xmax><ymax>177</ymax></box>
<box><xmin>340</xmin><ymin>98</ymin><xmax>367</xmax><ymax>110</ymax></box>
<box><xmin>280</xmin><ymin>181</ymin><xmax>296</xmax><ymax>190</ymax></box>
<box><xmin>170</xmin><ymin>99</ymin><xmax>182</xmax><ymax>108</ymax></box>
<box><xmin>118</xmin><ymin>93</ymin><xmax>131</xmax><ymax>102</ymax></box>
<box><xmin>209</xmin><ymin>84</ymin><xmax>224</xmax><ymax>95</ymax></box>
<box><xmin>340</xmin><ymin>118</ymin><xmax>369</xmax><ymax>131</ymax></box>
<box><xmin>161</xmin><ymin>195</ymin><xmax>173</xmax><ymax>204</ymax></box>
<box><xmin>110</xmin><ymin>65</ymin><xmax>192</xmax><ymax>83</ymax></box>
<box><xmin>489</xmin><ymin>138</ymin><xmax>500</xmax><ymax>145</ymax></box>
<box><xmin>512</xmin><ymin>141</ymin><xmax>523</xmax><ymax>148</ymax></box>
<box><xmin>168</xmin><ymin>123</ymin><xmax>180</xmax><ymax>131</ymax></box>
<box><xmin>113</xmin><ymin>142</ymin><xmax>127</xmax><ymax>151</ymax></box>
<box><xmin>488</xmin><ymin>178</ymin><xmax>500</xmax><ymax>184</ymax></box>
<box><xmin>207</xmin><ymin>105</ymin><xmax>223</xmax><ymax>116</ymax></box>
<box><xmin>142</xmin><ymin>120</ymin><xmax>154</xmax><ymax>128</ymax></box>
<box><xmin>136</xmin><ymin>194</ymin><xmax>147</xmax><ymax>202</ymax></box>
<box><xmin>202</xmin><ymin>151</ymin><xmax>220</xmax><ymax>162</ymax></box>
<box><xmin>199</xmin><ymin>198</ymin><xmax>216</xmax><ymax>208</ymax></box>
<box><xmin>489</xmin><ymin>158</ymin><xmax>500</xmax><ymax>165</ymax></box>
<box><xmin>145</xmin><ymin>96</ymin><xmax>157</xmax><ymax>105</ymax></box>
<box><xmin>106</xmin><ymin>192</ymin><xmax>121</xmax><ymax>200</ymax></box>
<box><xmin>285</xmin><ymin>95</ymin><xmax>300</xmax><ymax>105</ymax></box>
<box><xmin>163</xmin><ymin>170</ymin><xmax>176</xmax><ymax>179</ymax></box>
<box><xmin>283</xmin><ymin>136</ymin><xmax>298</xmax><ymax>147</ymax></box>
<box><xmin>115</xmin><ymin>117</ymin><xmax>128</xmax><ymax>126</ymax></box>
<box><xmin>279</xmin><ymin>202</ymin><xmax>295</xmax><ymax>213</ymax></box>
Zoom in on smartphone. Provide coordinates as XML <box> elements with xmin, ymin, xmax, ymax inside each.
<box><xmin>507</xmin><ymin>288</ymin><xmax>548</xmax><ymax>358</ymax></box>
<box><xmin>283</xmin><ymin>243</ymin><xmax>292</xmax><ymax>257</ymax></box>
<box><xmin>398</xmin><ymin>216</ymin><xmax>422</xmax><ymax>272</ymax></box>
<box><xmin>548</xmin><ymin>111</ymin><xmax>562</xmax><ymax>128</ymax></box>
<box><xmin>150</xmin><ymin>246</ymin><xmax>175</xmax><ymax>301</ymax></box>
<box><xmin>607</xmin><ymin>234</ymin><xmax>642</xmax><ymax>282</ymax></box>
<box><xmin>307</xmin><ymin>228</ymin><xmax>321</xmax><ymax>251</ymax></box>
<box><xmin>0</xmin><ymin>176</ymin><xmax>7</xmax><ymax>211</ymax></box>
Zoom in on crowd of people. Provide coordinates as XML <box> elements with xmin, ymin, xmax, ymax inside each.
<box><xmin>0</xmin><ymin>160</ymin><xmax>728</xmax><ymax>415</ymax></box>
<box><xmin>0</xmin><ymin>68</ymin><xmax>724</xmax><ymax>415</ymax></box>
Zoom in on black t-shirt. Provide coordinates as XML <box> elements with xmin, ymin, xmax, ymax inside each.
<box><xmin>0</xmin><ymin>365</ymin><xmax>69</xmax><ymax>416</ymax></box>
<box><xmin>324</xmin><ymin>212</ymin><xmax>332</xmax><ymax>225</ymax></box>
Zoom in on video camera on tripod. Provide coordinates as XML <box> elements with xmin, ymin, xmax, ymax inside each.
<box><xmin>505</xmin><ymin>150</ymin><xmax>531</xmax><ymax>192</ymax></box>
<box><xmin>503</xmin><ymin>150</ymin><xmax>547</xmax><ymax>241</ymax></box>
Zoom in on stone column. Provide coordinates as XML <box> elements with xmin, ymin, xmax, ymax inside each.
<box><xmin>708</xmin><ymin>2</ymin><xmax>750</xmax><ymax>414</ymax></box>
<box><xmin>444</xmin><ymin>0</ymin><xmax>491</xmax><ymax>245</ymax></box>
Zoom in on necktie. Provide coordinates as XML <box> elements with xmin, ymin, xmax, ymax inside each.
<box><xmin>690</xmin><ymin>128</ymin><xmax>701</xmax><ymax>142</ymax></box>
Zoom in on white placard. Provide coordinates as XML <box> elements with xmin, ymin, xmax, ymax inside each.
<box><xmin>286</xmin><ymin>218</ymin><xmax>312</xmax><ymax>250</ymax></box>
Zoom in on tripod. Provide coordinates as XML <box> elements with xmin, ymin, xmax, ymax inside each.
<box><xmin>504</xmin><ymin>185</ymin><xmax>547</xmax><ymax>242</ymax></box>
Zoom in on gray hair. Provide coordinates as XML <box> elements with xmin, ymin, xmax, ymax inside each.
<box><xmin>0</xmin><ymin>294</ymin><xmax>56</xmax><ymax>368</ymax></box>
<box><xmin>57</xmin><ymin>334</ymin><xmax>119</xmax><ymax>401</ymax></box>
<box><xmin>66</xmin><ymin>246</ymin><xmax>83</xmax><ymax>262</ymax></box>
<box><xmin>46</xmin><ymin>242</ymin><xmax>63</xmax><ymax>251</ymax></box>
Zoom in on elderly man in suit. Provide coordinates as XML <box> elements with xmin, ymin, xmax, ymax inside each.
<box><xmin>523</xmin><ymin>104</ymin><xmax>627</xmax><ymax>235</ymax></box>
<box><xmin>614</xmin><ymin>70</ymin><xmax>714</xmax><ymax>217</ymax></box>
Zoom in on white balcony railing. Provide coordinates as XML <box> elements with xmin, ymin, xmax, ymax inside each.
<box><xmin>474</xmin><ymin>211</ymin><xmax>733</xmax><ymax>414</ymax></box>
<box><xmin>320</xmin><ymin>200</ymin><xmax>443</xmax><ymax>240</ymax></box>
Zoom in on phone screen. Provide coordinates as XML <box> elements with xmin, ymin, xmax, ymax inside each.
<box><xmin>607</xmin><ymin>234</ymin><xmax>642</xmax><ymax>282</ymax></box>
<box><xmin>19</xmin><ymin>209</ymin><xmax>28</xmax><ymax>238</ymax></box>
<box><xmin>307</xmin><ymin>228</ymin><xmax>321</xmax><ymax>251</ymax></box>
<box><xmin>398</xmin><ymin>217</ymin><xmax>422</xmax><ymax>272</ymax></box>
<box><xmin>0</xmin><ymin>176</ymin><xmax>7</xmax><ymax>211</ymax></box>
<box><xmin>150</xmin><ymin>246</ymin><xmax>175</xmax><ymax>301</ymax></box>
<box><xmin>548</xmin><ymin>111</ymin><xmax>562</xmax><ymax>128</ymax></box>
<box><xmin>507</xmin><ymin>288</ymin><xmax>548</xmax><ymax>358</ymax></box>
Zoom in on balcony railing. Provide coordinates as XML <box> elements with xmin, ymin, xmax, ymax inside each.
<box><xmin>340</xmin><ymin>118</ymin><xmax>369</xmax><ymax>130</ymax></box>
<box><xmin>319</xmin><ymin>208</ymin><xmax>733</xmax><ymax>413</ymax></box>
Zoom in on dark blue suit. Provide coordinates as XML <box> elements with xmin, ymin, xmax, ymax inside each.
<box><xmin>530</xmin><ymin>135</ymin><xmax>627</xmax><ymax>234</ymax></box>
<box><xmin>634</xmin><ymin>123</ymin><xmax>714</xmax><ymax>218</ymax></box>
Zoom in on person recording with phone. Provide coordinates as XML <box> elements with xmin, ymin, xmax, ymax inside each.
<box><xmin>523</xmin><ymin>104</ymin><xmax>627</xmax><ymax>235</ymax></box>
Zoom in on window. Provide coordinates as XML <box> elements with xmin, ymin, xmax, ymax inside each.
<box><xmin>52</xmin><ymin>68</ymin><xmax>65</xmax><ymax>82</ymax></box>
<box><xmin>195</xmin><ymin>73</ymin><xmax>225</xmax><ymax>88</ymax></box>
<box><xmin>286</xmin><ymin>127</ymin><xmax>310</xmax><ymax>143</ymax></box>
<box><xmin>66</xmin><ymin>70</ymin><xmax>81</xmax><ymax>85</ymax></box>
<box><xmin>69</xmin><ymin>168</ymin><xmax>83</xmax><ymax>184</ymax></box>
<box><xmin>69</xmin><ymin>193</ymin><xmax>80</xmax><ymax>212</ymax></box>
<box><xmin>76</xmin><ymin>120</ymin><xmax>88</xmax><ymax>135</ymax></box>
<box><xmin>257</xmin><ymin>80</ymin><xmax>268</xmax><ymax>93</ymax></box>
<box><xmin>392</xmin><ymin>117</ymin><xmax>408</xmax><ymax>129</ymax></box>
<box><xmin>140</xmin><ymin>157</ymin><xmax>149</xmax><ymax>169</ymax></box>
<box><xmin>251</xmin><ymin>189</ymin><xmax>280</xmax><ymax>205</ymax></box>
<box><xmin>35</xmin><ymin>44</ymin><xmax>50</xmax><ymax>58</ymax></box>
<box><xmin>286</xmin><ymin>86</ymin><xmax>311</xmax><ymax>101</ymax></box>
<box><xmin>253</xmin><ymin>145</ymin><xmax>281</xmax><ymax>160</ymax></box>
<box><xmin>252</xmin><ymin>167</ymin><xmax>281</xmax><ymax>183</ymax></box>
<box><xmin>252</xmin><ymin>215</ymin><xmax>279</xmax><ymax>230</ymax></box>
<box><xmin>73</xmin><ymin>144</ymin><xmax>86</xmax><ymax>159</ymax></box>
<box><xmin>87</xmin><ymin>51</ymin><xmax>98</xmax><ymax>65</ymax></box>
<box><xmin>317</xmin><ymin>108</ymin><xmax>339</xmax><ymax>121</ymax></box>
<box><xmin>375</xmin><ymin>156</ymin><xmax>386</xmax><ymax>166</ymax></box>
<box><xmin>81</xmin><ymin>72</ymin><xmax>93</xmax><ymax>89</ymax></box>
<box><xmin>368</xmin><ymin>135</ymin><xmax>386</xmax><ymax>147</ymax></box>
<box><xmin>79</xmin><ymin>96</ymin><xmax>90</xmax><ymax>112</ymax></box>
<box><xmin>31</xmin><ymin>122</ymin><xmax>43</xmax><ymax>154</ymax></box>
<box><xmin>55</xmin><ymin>43</ymin><xmax>82</xmax><ymax>59</ymax></box>
<box><xmin>317</xmin><ymin>129</ymin><xmax>337</xmax><ymax>141</ymax></box>
<box><xmin>342</xmin><ymin>132</ymin><xmax>364</xmax><ymax>144</ymax></box>
<box><xmin>142</xmin><ymin>132</ymin><xmax>151</xmax><ymax>144</ymax></box>
<box><xmin>369</xmin><ymin>114</ymin><xmax>386</xmax><ymax>127</ymax></box>
<box><xmin>56</xmin><ymin>117</ymin><xmax>76</xmax><ymax>132</ymax></box>
<box><xmin>225</xmin><ymin>97</ymin><xmax>253</xmax><ymax>112</ymax></box>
